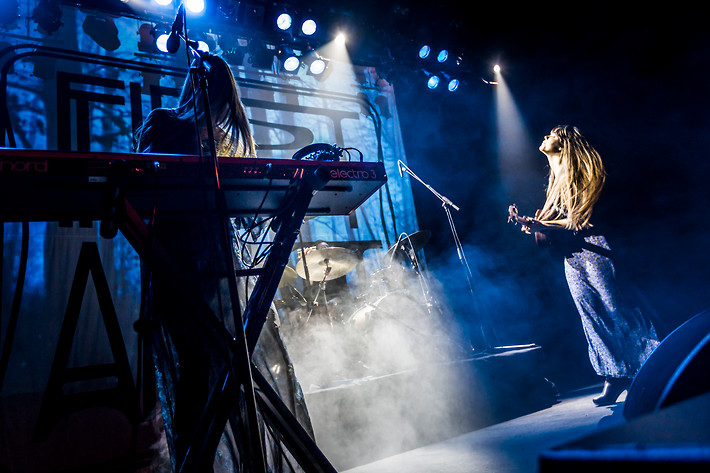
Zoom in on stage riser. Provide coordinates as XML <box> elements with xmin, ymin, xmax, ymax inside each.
<box><xmin>540</xmin><ymin>390</ymin><xmax>710</xmax><ymax>473</ymax></box>
<box><xmin>304</xmin><ymin>345</ymin><xmax>558</xmax><ymax>470</ymax></box>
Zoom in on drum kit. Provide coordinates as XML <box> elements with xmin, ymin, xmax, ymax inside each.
<box><xmin>276</xmin><ymin>230</ymin><xmax>472</xmax><ymax>382</ymax></box>
<box><xmin>275</xmin><ymin>230</ymin><xmax>434</xmax><ymax>330</ymax></box>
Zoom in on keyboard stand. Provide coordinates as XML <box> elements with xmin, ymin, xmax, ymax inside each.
<box><xmin>115</xmin><ymin>166</ymin><xmax>338</xmax><ymax>473</ymax></box>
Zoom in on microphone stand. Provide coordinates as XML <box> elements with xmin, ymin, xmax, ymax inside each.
<box><xmin>397</xmin><ymin>160</ymin><xmax>496</xmax><ymax>350</ymax></box>
<box><xmin>167</xmin><ymin>7</ymin><xmax>267</xmax><ymax>472</ymax></box>
<box><xmin>388</xmin><ymin>232</ymin><xmax>433</xmax><ymax>313</ymax></box>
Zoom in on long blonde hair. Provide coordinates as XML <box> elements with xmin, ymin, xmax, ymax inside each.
<box><xmin>538</xmin><ymin>126</ymin><xmax>606</xmax><ymax>230</ymax></box>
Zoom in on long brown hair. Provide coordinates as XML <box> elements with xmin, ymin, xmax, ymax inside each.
<box><xmin>135</xmin><ymin>53</ymin><xmax>256</xmax><ymax>157</ymax></box>
<box><xmin>538</xmin><ymin>126</ymin><xmax>606</xmax><ymax>230</ymax></box>
<box><xmin>177</xmin><ymin>53</ymin><xmax>256</xmax><ymax>157</ymax></box>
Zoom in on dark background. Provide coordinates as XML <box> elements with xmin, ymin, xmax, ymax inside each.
<box><xmin>329</xmin><ymin>3</ymin><xmax>710</xmax><ymax>390</ymax></box>
<box><xmin>19</xmin><ymin>0</ymin><xmax>710</xmax><ymax>391</ymax></box>
<box><xmin>400</xmin><ymin>8</ymin><xmax>710</xmax><ymax>390</ymax></box>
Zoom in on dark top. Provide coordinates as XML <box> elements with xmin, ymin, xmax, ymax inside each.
<box><xmin>138</xmin><ymin>108</ymin><xmax>200</xmax><ymax>155</ymax></box>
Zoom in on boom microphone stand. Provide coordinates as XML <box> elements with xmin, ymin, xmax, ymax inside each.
<box><xmin>397</xmin><ymin>160</ymin><xmax>497</xmax><ymax>350</ymax></box>
<box><xmin>162</xmin><ymin>5</ymin><xmax>267</xmax><ymax>472</ymax></box>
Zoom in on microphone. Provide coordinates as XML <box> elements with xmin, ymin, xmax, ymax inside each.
<box><xmin>166</xmin><ymin>3</ymin><xmax>185</xmax><ymax>54</ymax></box>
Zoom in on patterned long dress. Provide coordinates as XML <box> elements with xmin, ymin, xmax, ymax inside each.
<box><xmin>561</xmin><ymin>232</ymin><xmax>660</xmax><ymax>378</ymax></box>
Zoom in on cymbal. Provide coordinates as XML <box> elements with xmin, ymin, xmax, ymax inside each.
<box><xmin>296</xmin><ymin>247</ymin><xmax>358</xmax><ymax>281</ymax></box>
<box><xmin>253</xmin><ymin>263</ymin><xmax>298</xmax><ymax>288</ymax></box>
<box><xmin>385</xmin><ymin>230</ymin><xmax>431</xmax><ymax>260</ymax></box>
<box><xmin>279</xmin><ymin>266</ymin><xmax>298</xmax><ymax>288</ymax></box>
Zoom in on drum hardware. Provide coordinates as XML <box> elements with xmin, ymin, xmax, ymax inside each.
<box><xmin>382</xmin><ymin>230</ymin><xmax>436</xmax><ymax>315</ymax></box>
<box><xmin>384</xmin><ymin>229</ymin><xmax>431</xmax><ymax>264</ymax></box>
<box><xmin>295</xmin><ymin>247</ymin><xmax>358</xmax><ymax>326</ymax></box>
<box><xmin>286</xmin><ymin>286</ymin><xmax>308</xmax><ymax>307</ymax></box>
<box><xmin>305</xmin><ymin>268</ymin><xmax>333</xmax><ymax>325</ymax></box>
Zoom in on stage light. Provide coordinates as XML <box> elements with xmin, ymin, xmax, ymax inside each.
<box><xmin>283</xmin><ymin>55</ymin><xmax>300</xmax><ymax>71</ymax></box>
<box><xmin>277</xmin><ymin>46</ymin><xmax>301</xmax><ymax>73</ymax></box>
<box><xmin>436</xmin><ymin>49</ymin><xmax>448</xmax><ymax>63</ymax></box>
<box><xmin>309</xmin><ymin>57</ymin><xmax>326</xmax><ymax>75</ymax></box>
<box><xmin>426</xmin><ymin>74</ymin><xmax>440</xmax><ymax>89</ymax></box>
<box><xmin>302</xmin><ymin>52</ymin><xmax>330</xmax><ymax>80</ymax></box>
<box><xmin>494</xmin><ymin>64</ymin><xmax>501</xmax><ymax>73</ymax></box>
<box><xmin>156</xmin><ymin>33</ymin><xmax>170</xmax><ymax>52</ymax></box>
<box><xmin>276</xmin><ymin>12</ymin><xmax>292</xmax><ymax>30</ymax></box>
<box><xmin>31</xmin><ymin>0</ymin><xmax>63</xmax><ymax>35</ymax></box>
<box><xmin>447</xmin><ymin>78</ymin><xmax>460</xmax><ymax>92</ymax></box>
<box><xmin>154</xmin><ymin>0</ymin><xmax>171</xmax><ymax>5</ymax></box>
<box><xmin>219</xmin><ymin>34</ymin><xmax>248</xmax><ymax>65</ymax></box>
<box><xmin>138</xmin><ymin>23</ymin><xmax>158</xmax><ymax>52</ymax></box>
<box><xmin>247</xmin><ymin>40</ymin><xmax>276</xmax><ymax>69</ymax></box>
<box><xmin>185</xmin><ymin>0</ymin><xmax>205</xmax><ymax>13</ymax></box>
<box><xmin>190</xmin><ymin>31</ymin><xmax>217</xmax><ymax>53</ymax></box>
<box><xmin>301</xmin><ymin>18</ymin><xmax>317</xmax><ymax>36</ymax></box>
<box><xmin>418</xmin><ymin>45</ymin><xmax>431</xmax><ymax>59</ymax></box>
<box><xmin>334</xmin><ymin>32</ymin><xmax>346</xmax><ymax>46</ymax></box>
<box><xmin>83</xmin><ymin>14</ymin><xmax>120</xmax><ymax>51</ymax></box>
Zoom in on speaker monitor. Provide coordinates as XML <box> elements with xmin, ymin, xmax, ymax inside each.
<box><xmin>624</xmin><ymin>309</ymin><xmax>710</xmax><ymax>419</ymax></box>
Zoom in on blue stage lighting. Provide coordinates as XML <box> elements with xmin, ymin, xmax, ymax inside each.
<box><xmin>427</xmin><ymin>75</ymin><xmax>440</xmax><ymax>89</ymax></box>
<box><xmin>31</xmin><ymin>0</ymin><xmax>64</xmax><ymax>34</ymax></box>
<box><xmin>301</xmin><ymin>18</ymin><xmax>317</xmax><ymax>36</ymax></box>
<box><xmin>437</xmin><ymin>49</ymin><xmax>448</xmax><ymax>63</ymax></box>
<box><xmin>447</xmin><ymin>78</ymin><xmax>460</xmax><ymax>92</ymax></box>
<box><xmin>154</xmin><ymin>0</ymin><xmax>171</xmax><ymax>6</ymax></box>
<box><xmin>418</xmin><ymin>45</ymin><xmax>431</xmax><ymax>59</ymax></box>
<box><xmin>276</xmin><ymin>12</ymin><xmax>292</xmax><ymax>30</ymax></box>
<box><xmin>185</xmin><ymin>0</ymin><xmax>205</xmax><ymax>13</ymax></box>
<box><xmin>156</xmin><ymin>33</ymin><xmax>170</xmax><ymax>52</ymax></box>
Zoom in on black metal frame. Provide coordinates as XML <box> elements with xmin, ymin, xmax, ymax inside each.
<box><xmin>0</xmin><ymin>36</ymin><xmax>386</xmax><ymax>472</ymax></box>
<box><xmin>116</xmin><ymin>172</ymin><xmax>337</xmax><ymax>473</ymax></box>
<box><xmin>127</xmin><ymin>30</ymin><xmax>336</xmax><ymax>469</ymax></box>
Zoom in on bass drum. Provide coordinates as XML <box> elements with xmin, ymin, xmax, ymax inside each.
<box><xmin>347</xmin><ymin>292</ymin><xmax>433</xmax><ymax>373</ymax></box>
<box><xmin>364</xmin><ymin>264</ymin><xmax>412</xmax><ymax>299</ymax></box>
<box><xmin>349</xmin><ymin>292</ymin><xmax>427</xmax><ymax>327</ymax></box>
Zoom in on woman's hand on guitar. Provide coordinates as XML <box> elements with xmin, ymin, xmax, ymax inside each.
<box><xmin>508</xmin><ymin>204</ymin><xmax>542</xmax><ymax>234</ymax></box>
<box><xmin>507</xmin><ymin>204</ymin><xmax>518</xmax><ymax>222</ymax></box>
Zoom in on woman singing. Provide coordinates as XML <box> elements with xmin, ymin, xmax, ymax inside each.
<box><xmin>508</xmin><ymin>125</ymin><xmax>660</xmax><ymax>406</ymax></box>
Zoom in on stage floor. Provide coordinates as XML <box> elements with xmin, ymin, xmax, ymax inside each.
<box><xmin>343</xmin><ymin>385</ymin><xmax>625</xmax><ymax>473</ymax></box>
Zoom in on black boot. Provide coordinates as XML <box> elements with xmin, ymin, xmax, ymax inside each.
<box><xmin>593</xmin><ymin>377</ymin><xmax>631</xmax><ymax>406</ymax></box>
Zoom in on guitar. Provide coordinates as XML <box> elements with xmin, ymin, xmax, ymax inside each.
<box><xmin>507</xmin><ymin>204</ymin><xmax>549</xmax><ymax>248</ymax></box>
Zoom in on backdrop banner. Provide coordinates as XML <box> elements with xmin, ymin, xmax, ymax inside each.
<box><xmin>1</xmin><ymin>3</ymin><xmax>419</xmax><ymax>471</ymax></box>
